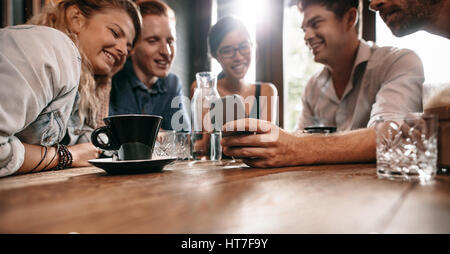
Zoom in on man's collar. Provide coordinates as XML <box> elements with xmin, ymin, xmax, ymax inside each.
<box><xmin>322</xmin><ymin>39</ymin><xmax>371</xmax><ymax>85</ymax></box>
<box><xmin>126</xmin><ymin>59</ymin><xmax>167</xmax><ymax>94</ymax></box>
<box><xmin>149</xmin><ymin>78</ymin><xmax>167</xmax><ymax>94</ymax></box>
<box><xmin>353</xmin><ymin>39</ymin><xmax>372</xmax><ymax>69</ymax></box>
<box><xmin>319</xmin><ymin>39</ymin><xmax>371</xmax><ymax>100</ymax></box>
<box><xmin>321</xmin><ymin>39</ymin><xmax>371</xmax><ymax>84</ymax></box>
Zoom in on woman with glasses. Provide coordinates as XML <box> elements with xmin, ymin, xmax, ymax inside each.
<box><xmin>191</xmin><ymin>16</ymin><xmax>278</xmax><ymax>122</ymax></box>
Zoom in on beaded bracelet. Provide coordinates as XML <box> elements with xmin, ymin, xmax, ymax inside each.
<box><xmin>65</xmin><ymin>144</ymin><xmax>73</xmax><ymax>168</ymax></box>
<box><xmin>59</xmin><ymin>144</ymin><xmax>68</xmax><ymax>170</ymax></box>
<box><xmin>52</xmin><ymin>144</ymin><xmax>73</xmax><ymax>170</ymax></box>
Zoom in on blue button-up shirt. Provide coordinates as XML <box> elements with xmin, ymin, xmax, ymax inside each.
<box><xmin>110</xmin><ymin>59</ymin><xmax>191</xmax><ymax>131</ymax></box>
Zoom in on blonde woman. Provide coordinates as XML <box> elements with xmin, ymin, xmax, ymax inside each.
<box><xmin>0</xmin><ymin>0</ymin><xmax>142</xmax><ymax>177</ymax></box>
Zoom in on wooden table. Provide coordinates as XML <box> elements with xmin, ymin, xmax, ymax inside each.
<box><xmin>0</xmin><ymin>160</ymin><xmax>449</xmax><ymax>234</ymax></box>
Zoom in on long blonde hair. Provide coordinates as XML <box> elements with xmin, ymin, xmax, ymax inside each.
<box><xmin>28</xmin><ymin>0</ymin><xmax>141</xmax><ymax>128</ymax></box>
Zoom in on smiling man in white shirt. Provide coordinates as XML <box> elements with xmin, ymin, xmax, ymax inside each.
<box><xmin>221</xmin><ymin>0</ymin><xmax>424</xmax><ymax>168</ymax></box>
<box><xmin>296</xmin><ymin>0</ymin><xmax>423</xmax><ymax>132</ymax></box>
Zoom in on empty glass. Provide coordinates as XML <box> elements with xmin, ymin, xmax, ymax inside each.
<box><xmin>175</xmin><ymin>131</ymin><xmax>191</xmax><ymax>160</ymax></box>
<box><xmin>153</xmin><ymin>130</ymin><xmax>176</xmax><ymax>159</ymax></box>
<box><xmin>153</xmin><ymin>130</ymin><xmax>193</xmax><ymax>160</ymax></box>
<box><xmin>375</xmin><ymin>113</ymin><xmax>438</xmax><ymax>183</ymax></box>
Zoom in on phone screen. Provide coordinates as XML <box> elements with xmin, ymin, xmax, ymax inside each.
<box><xmin>212</xmin><ymin>95</ymin><xmax>252</xmax><ymax>136</ymax></box>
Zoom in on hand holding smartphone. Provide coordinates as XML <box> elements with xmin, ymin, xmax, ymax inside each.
<box><xmin>216</xmin><ymin>95</ymin><xmax>256</xmax><ymax>137</ymax></box>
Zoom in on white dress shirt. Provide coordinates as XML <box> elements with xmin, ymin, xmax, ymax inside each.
<box><xmin>296</xmin><ymin>40</ymin><xmax>424</xmax><ymax>132</ymax></box>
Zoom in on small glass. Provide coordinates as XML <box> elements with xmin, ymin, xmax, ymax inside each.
<box><xmin>153</xmin><ymin>130</ymin><xmax>176</xmax><ymax>159</ymax></box>
<box><xmin>175</xmin><ymin>131</ymin><xmax>192</xmax><ymax>160</ymax></box>
<box><xmin>153</xmin><ymin>130</ymin><xmax>193</xmax><ymax>160</ymax></box>
<box><xmin>375</xmin><ymin>113</ymin><xmax>438</xmax><ymax>183</ymax></box>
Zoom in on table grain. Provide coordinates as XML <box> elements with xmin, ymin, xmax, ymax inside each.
<box><xmin>0</xmin><ymin>160</ymin><xmax>448</xmax><ymax>233</ymax></box>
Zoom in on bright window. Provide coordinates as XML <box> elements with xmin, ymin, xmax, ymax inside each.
<box><xmin>283</xmin><ymin>4</ymin><xmax>322</xmax><ymax>132</ymax></box>
<box><xmin>375</xmin><ymin>14</ymin><xmax>450</xmax><ymax>104</ymax></box>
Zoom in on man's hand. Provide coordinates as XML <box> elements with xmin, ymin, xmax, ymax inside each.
<box><xmin>221</xmin><ymin>119</ymin><xmax>377</xmax><ymax>168</ymax></box>
<box><xmin>221</xmin><ymin>118</ymin><xmax>310</xmax><ymax>168</ymax></box>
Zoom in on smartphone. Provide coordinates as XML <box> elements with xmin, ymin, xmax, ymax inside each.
<box><xmin>303</xmin><ymin>126</ymin><xmax>337</xmax><ymax>134</ymax></box>
<box><xmin>214</xmin><ymin>95</ymin><xmax>255</xmax><ymax>137</ymax></box>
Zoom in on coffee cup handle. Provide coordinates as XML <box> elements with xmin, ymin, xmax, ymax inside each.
<box><xmin>91</xmin><ymin>126</ymin><xmax>118</xmax><ymax>150</ymax></box>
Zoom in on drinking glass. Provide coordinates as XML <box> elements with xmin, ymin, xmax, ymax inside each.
<box><xmin>175</xmin><ymin>131</ymin><xmax>191</xmax><ymax>160</ymax></box>
<box><xmin>153</xmin><ymin>130</ymin><xmax>176</xmax><ymax>159</ymax></box>
<box><xmin>376</xmin><ymin>113</ymin><xmax>438</xmax><ymax>183</ymax></box>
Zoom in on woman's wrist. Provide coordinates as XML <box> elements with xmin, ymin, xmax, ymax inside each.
<box><xmin>52</xmin><ymin>144</ymin><xmax>73</xmax><ymax>170</ymax></box>
<box><xmin>41</xmin><ymin>146</ymin><xmax>58</xmax><ymax>171</ymax></box>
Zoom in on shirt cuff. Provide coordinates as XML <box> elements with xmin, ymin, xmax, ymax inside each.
<box><xmin>0</xmin><ymin>136</ymin><xmax>25</xmax><ymax>177</ymax></box>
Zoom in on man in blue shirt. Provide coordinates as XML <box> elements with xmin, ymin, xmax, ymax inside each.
<box><xmin>110</xmin><ymin>0</ymin><xmax>190</xmax><ymax>131</ymax></box>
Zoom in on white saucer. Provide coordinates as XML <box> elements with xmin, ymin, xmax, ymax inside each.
<box><xmin>88</xmin><ymin>157</ymin><xmax>176</xmax><ymax>174</ymax></box>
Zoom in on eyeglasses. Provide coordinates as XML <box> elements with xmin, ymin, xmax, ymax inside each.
<box><xmin>218</xmin><ymin>42</ymin><xmax>252</xmax><ymax>58</ymax></box>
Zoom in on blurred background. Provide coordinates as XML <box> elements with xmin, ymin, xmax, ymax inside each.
<box><xmin>2</xmin><ymin>0</ymin><xmax>449</xmax><ymax>130</ymax></box>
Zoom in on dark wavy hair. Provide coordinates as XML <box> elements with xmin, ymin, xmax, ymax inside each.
<box><xmin>298</xmin><ymin>0</ymin><xmax>359</xmax><ymax>19</ymax></box>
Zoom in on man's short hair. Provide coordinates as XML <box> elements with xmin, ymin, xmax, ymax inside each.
<box><xmin>298</xmin><ymin>0</ymin><xmax>359</xmax><ymax>19</ymax></box>
<box><xmin>137</xmin><ymin>0</ymin><xmax>176</xmax><ymax>22</ymax></box>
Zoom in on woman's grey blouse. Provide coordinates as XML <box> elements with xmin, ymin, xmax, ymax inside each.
<box><xmin>0</xmin><ymin>25</ymin><xmax>81</xmax><ymax>177</ymax></box>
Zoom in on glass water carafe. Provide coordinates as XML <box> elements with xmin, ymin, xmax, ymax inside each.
<box><xmin>191</xmin><ymin>72</ymin><xmax>222</xmax><ymax>161</ymax></box>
